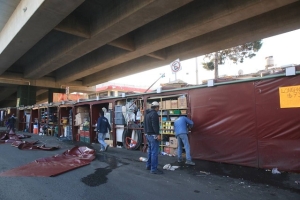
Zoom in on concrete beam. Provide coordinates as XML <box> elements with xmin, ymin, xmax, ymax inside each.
<box><xmin>0</xmin><ymin>72</ymin><xmax>95</xmax><ymax>93</ymax></box>
<box><xmin>36</xmin><ymin>89</ymin><xmax>48</xmax><ymax>96</ymax></box>
<box><xmin>54</xmin><ymin>12</ymin><xmax>90</xmax><ymax>39</ymax></box>
<box><xmin>83</xmin><ymin>1</ymin><xmax>300</xmax><ymax>86</ymax></box>
<box><xmin>0</xmin><ymin>87</ymin><xmax>17</xmax><ymax>102</ymax></box>
<box><xmin>0</xmin><ymin>0</ymin><xmax>44</xmax><ymax>55</ymax></box>
<box><xmin>108</xmin><ymin>34</ymin><xmax>135</xmax><ymax>51</ymax></box>
<box><xmin>0</xmin><ymin>0</ymin><xmax>85</xmax><ymax>75</ymax></box>
<box><xmin>59</xmin><ymin>0</ymin><xmax>297</xmax><ymax>83</ymax></box>
<box><xmin>36</xmin><ymin>91</ymin><xmax>48</xmax><ymax>103</ymax></box>
<box><xmin>147</xmin><ymin>49</ymin><xmax>167</xmax><ymax>60</ymax></box>
<box><xmin>23</xmin><ymin>30</ymin><xmax>86</xmax><ymax>79</ymax></box>
<box><xmin>36</xmin><ymin>99</ymin><xmax>48</xmax><ymax>105</ymax></box>
<box><xmin>0</xmin><ymin>94</ymin><xmax>17</xmax><ymax>107</ymax></box>
<box><xmin>29</xmin><ymin>0</ymin><xmax>192</xmax><ymax>79</ymax></box>
<box><xmin>0</xmin><ymin>72</ymin><xmax>83</xmax><ymax>88</ymax></box>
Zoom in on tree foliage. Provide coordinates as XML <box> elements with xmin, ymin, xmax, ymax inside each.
<box><xmin>202</xmin><ymin>40</ymin><xmax>263</xmax><ymax>78</ymax></box>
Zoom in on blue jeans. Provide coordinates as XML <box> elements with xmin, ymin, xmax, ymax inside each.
<box><xmin>177</xmin><ymin>134</ymin><xmax>191</xmax><ymax>161</ymax></box>
<box><xmin>146</xmin><ymin>135</ymin><xmax>159</xmax><ymax>172</ymax></box>
<box><xmin>98</xmin><ymin>132</ymin><xmax>107</xmax><ymax>150</ymax></box>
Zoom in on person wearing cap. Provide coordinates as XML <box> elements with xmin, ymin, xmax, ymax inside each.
<box><xmin>174</xmin><ymin>116</ymin><xmax>195</xmax><ymax>165</ymax></box>
<box><xmin>144</xmin><ymin>101</ymin><xmax>163</xmax><ymax>174</ymax></box>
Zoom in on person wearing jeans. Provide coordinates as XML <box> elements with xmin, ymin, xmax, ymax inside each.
<box><xmin>174</xmin><ymin>116</ymin><xmax>195</xmax><ymax>166</ymax></box>
<box><xmin>144</xmin><ymin>101</ymin><xmax>163</xmax><ymax>174</ymax></box>
<box><xmin>146</xmin><ymin>135</ymin><xmax>159</xmax><ymax>173</ymax></box>
<box><xmin>97</xmin><ymin>111</ymin><xmax>111</xmax><ymax>152</ymax></box>
<box><xmin>97</xmin><ymin>132</ymin><xmax>108</xmax><ymax>151</ymax></box>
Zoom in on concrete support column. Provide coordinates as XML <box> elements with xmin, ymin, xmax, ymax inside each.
<box><xmin>16</xmin><ymin>85</ymin><xmax>36</xmax><ymax>107</ymax></box>
<box><xmin>48</xmin><ymin>88</ymin><xmax>66</xmax><ymax>103</ymax></box>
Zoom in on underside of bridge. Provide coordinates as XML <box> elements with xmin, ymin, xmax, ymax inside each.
<box><xmin>0</xmin><ymin>0</ymin><xmax>300</xmax><ymax>107</ymax></box>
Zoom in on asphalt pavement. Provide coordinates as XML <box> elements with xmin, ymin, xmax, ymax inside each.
<box><xmin>0</xmin><ymin>128</ymin><xmax>299</xmax><ymax>200</ymax></box>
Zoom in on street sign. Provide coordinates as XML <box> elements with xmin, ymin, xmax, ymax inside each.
<box><xmin>170</xmin><ymin>59</ymin><xmax>182</xmax><ymax>74</ymax></box>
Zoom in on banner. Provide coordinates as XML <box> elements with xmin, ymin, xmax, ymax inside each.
<box><xmin>53</xmin><ymin>93</ymin><xmax>88</xmax><ymax>102</ymax></box>
<box><xmin>170</xmin><ymin>59</ymin><xmax>182</xmax><ymax>74</ymax></box>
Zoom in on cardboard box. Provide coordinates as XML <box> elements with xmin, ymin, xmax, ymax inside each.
<box><xmin>164</xmin><ymin>147</ymin><xmax>177</xmax><ymax>155</ymax></box>
<box><xmin>105</xmin><ymin>140</ymin><xmax>113</xmax><ymax>146</ymax></box>
<box><xmin>76</xmin><ymin>107</ymin><xmax>89</xmax><ymax>113</ymax></box>
<box><xmin>171</xmin><ymin>100</ymin><xmax>178</xmax><ymax>109</ymax></box>
<box><xmin>178</xmin><ymin>96</ymin><xmax>187</xmax><ymax>108</ymax></box>
<box><xmin>169</xmin><ymin>147</ymin><xmax>177</xmax><ymax>155</ymax></box>
<box><xmin>165</xmin><ymin>100</ymin><xmax>171</xmax><ymax>109</ymax></box>
<box><xmin>84</xmin><ymin>131</ymin><xmax>90</xmax><ymax>137</ymax></box>
<box><xmin>180</xmin><ymin>110</ymin><xmax>187</xmax><ymax>114</ymax></box>
<box><xmin>80</xmin><ymin>130</ymin><xmax>85</xmax><ymax>137</ymax></box>
<box><xmin>169</xmin><ymin>137</ymin><xmax>178</xmax><ymax>148</ymax></box>
<box><xmin>159</xmin><ymin>101</ymin><xmax>165</xmax><ymax>109</ymax></box>
<box><xmin>75</xmin><ymin>113</ymin><xmax>90</xmax><ymax>125</ymax></box>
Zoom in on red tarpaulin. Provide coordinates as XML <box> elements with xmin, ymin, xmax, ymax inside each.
<box><xmin>0</xmin><ymin>146</ymin><xmax>95</xmax><ymax>177</ymax></box>
<box><xmin>189</xmin><ymin>76</ymin><xmax>300</xmax><ymax>172</ymax></box>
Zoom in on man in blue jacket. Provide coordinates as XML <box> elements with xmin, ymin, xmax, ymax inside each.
<box><xmin>174</xmin><ymin>116</ymin><xmax>195</xmax><ymax>165</ymax></box>
<box><xmin>97</xmin><ymin>111</ymin><xmax>111</xmax><ymax>152</ymax></box>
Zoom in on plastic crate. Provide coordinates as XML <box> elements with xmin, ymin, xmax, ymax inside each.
<box><xmin>85</xmin><ymin>137</ymin><xmax>90</xmax><ymax>144</ymax></box>
<box><xmin>174</xmin><ymin>110</ymin><xmax>181</xmax><ymax>115</ymax></box>
<box><xmin>80</xmin><ymin>136</ymin><xmax>85</xmax><ymax>142</ymax></box>
<box><xmin>115</xmin><ymin>105</ymin><xmax>123</xmax><ymax>112</ymax></box>
<box><xmin>114</xmin><ymin>111</ymin><xmax>124</xmax><ymax>119</ymax></box>
<box><xmin>115</xmin><ymin>118</ymin><xmax>125</xmax><ymax>125</ymax></box>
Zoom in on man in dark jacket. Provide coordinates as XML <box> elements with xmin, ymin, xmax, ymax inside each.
<box><xmin>97</xmin><ymin>111</ymin><xmax>111</xmax><ymax>152</ymax></box>
<box><xmin>8</xmin><ymin>114</ymin><xmax>16</xmax><ymax>132</ymax></box>
<box><xmin>144</xmin><ymin>101</ymin><xmax>163</xmax><ymax>174</ymax></box>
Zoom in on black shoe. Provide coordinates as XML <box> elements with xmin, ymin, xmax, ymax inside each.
<box><xmin>105</xmin><ymin>145</ymin><xmax>109</xmax><ymax>151</ymax></box>
<box><xmin>150</xmin><ymin>169</ymin><xmax>163</xmax><ymax>174</ymax></box>
<box><xmin>185</xmin><ymin>160</ymin><xmax>195</xmax><ymax>166</ymax></box>
<box><xmin>146</xmin><ymin>166</ymin><xmax>151</xmax><ymax>170</ymax></box>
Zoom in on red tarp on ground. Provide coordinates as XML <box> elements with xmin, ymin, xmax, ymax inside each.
<box><xmin>0</xmin><ymin>146</ymin><xmax>95</xmax><ymax>177</ymax></box>
<box><xmin>189</xmin><ymin>76</ymin><xmax>300</xmax><ymax>172</ymax></box>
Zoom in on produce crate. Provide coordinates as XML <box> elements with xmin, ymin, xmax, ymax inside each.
<box><xmin>85</xmin><ymin>137</ymin><xmax>90</xmax><ymax>144</ymax></box>
<box><xmin>80</xmin><ymin>136</ymin><xmax>85</xmax><ymax>142</ymax></box>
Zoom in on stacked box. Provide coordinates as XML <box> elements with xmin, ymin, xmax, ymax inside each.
<box><xmin>169</xmin><ymin>137</ymin><xmax>178</xmax><ymax>148</ymax></box>
<box><xmin>165</xmin><ymin>100</ymin><xmax>171</xmax><ymax>109</ymax></box>
<box><xmin>75</xmin><ymin>113</ymin><xmax>90</xmax><ymax>126</ymax></box>
<box><xmin>178</xmin><ymin>96</ymin><xmax>187</xmax><ymax>108</ymax></box>
<box><xmin>180</xmin><ymin>110</ymin><xmax>187</xmax><ymax>114</ymax></box>
<box><xmin>76</xmin><ymin>107</ymin><xmax>89</xmax><ymax>113</ymax></box>
<box><xmin>84</xmin><ymin>131</ymin><xmax>89</xmax><ymax>137</ymax></box>
<box><xmin>171</xmin><ymin>100</ymin><xmax>178</xmax><ymax>109</ymax></box>
<box><xmin>85</xmin><ymin>137</ymin><xmax>90</xmax><ymax>143</ymax></box>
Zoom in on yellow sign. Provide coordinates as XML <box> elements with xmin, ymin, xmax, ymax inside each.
<box><xmin>279</xmin><ymin>85</ymin><xmax>300</xmax><ymax>108</ymax></box>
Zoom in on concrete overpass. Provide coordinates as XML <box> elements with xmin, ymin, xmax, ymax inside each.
<box><xmin>1</xmin><ymin>0</ymin><xmax>300</xmax><ymax>107</ymax></box>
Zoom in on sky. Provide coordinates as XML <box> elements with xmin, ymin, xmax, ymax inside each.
<box><xmin>107</xmin><ymin>29</ymin><xmax>300</xmax><ymax>89</ymax></box>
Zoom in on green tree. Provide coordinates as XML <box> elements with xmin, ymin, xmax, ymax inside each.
<box><xmin>202</xmin><ymin>40</ymin><xmax>263</xmax><ymax>78</ymax></box>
